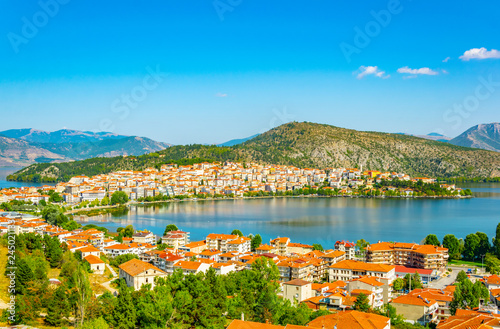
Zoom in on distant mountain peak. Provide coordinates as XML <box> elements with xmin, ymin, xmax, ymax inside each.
<box><xmin>450</xmin><ymin>122</ymin><xmax>500</xmax><ymax>152</ymax></box>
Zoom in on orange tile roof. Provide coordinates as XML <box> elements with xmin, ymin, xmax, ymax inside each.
<box><xmin>486</xmin><ymin>275</ymin><xmax>500</xmax><ymax>285</ymax></box>
<box><xmin>119</xmin><ymin>258</ymin><xmax>165</xmax><ymax>277</ymax></box>
<box><xmin>284</xmin><ymin>279</ymin><xmax>310</xmax><ymax>286</ymax></box>
<box><xmin>329</xmin><ymin>260</ymin><xmax>395</xmax><ymax>273</ymax></box>
<box><xmin>352</xmin><ymin>276</ymin><xmax>384</xmax><ymax>287</ymax></box>
<box><xmin>84</xmin><ymin>255</ymin><xmax>104</xmax><ymax>265</ymax></box>
<box><xmin>391</xmin><ymin>294</ymin><xmax>437</xmax><ymax>307</ymax></box>
<box><xmin>174</xmin><ymin>260</ymin><xmax>203</xmax><ymax>271</ymax></box>
<box><xmin>307</xmin><ymin>310</ymin><xmax>390</xmax><ymax>329</ymax></box>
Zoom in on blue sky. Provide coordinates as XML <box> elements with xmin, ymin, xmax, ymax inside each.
<box><xmin>0</xmin><ymin>0</ymin><xmax>499</xmax><ymax>144</ymax></box>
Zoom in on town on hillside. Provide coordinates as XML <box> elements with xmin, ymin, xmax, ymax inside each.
<box><xmin>0</xmin><ymin>162</ymin><xmax>469</xmax><ymax>208</ymax></box>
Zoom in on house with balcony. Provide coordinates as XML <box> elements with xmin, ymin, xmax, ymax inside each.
<box><xmin>391</xmin><ymin>294</ymin><xmax>439</xmax><ymax>325</ymax></box>
<box><xmin>270</xmin><ymin>237</ymin><xmax>290</xmax><ymax>256</ymax></box>
<box><xmin>335</xmin><ymin>241</ymin><xmax>356</xmax><ymax>260</ymax></box>
<box><xmin>347</xmin><ymin>276</ymin><xmax>385</xmax><ymax>308</ymax></box>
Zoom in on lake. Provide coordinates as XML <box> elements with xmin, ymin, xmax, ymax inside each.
<box><xmin>0</xmin><ymin>167</ymin><xmax>55</xmax><ymax>189</ymax></box>
<box><xmin>80</xmin><ymin>183</ymin><xmax>500</xmax><ymax>248</ymax></box>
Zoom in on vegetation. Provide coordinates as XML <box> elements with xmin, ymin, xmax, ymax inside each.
<box><xmin>250</xmin><ymin>234</ymin><xmax>262</xmax><ymax>251</ymax></box>
<box><xmin>163</xmin><ymin>224</ymin><xmax>179</xmax><ymax>236</ymax></box>
<box><xmin>423</xmin><ymin>234</ymin><xmax>440</xmax><ymax>246</ymax></box>
<box><xmin>231</xmin><ymin>229</ymin><xmax>243</xmax><ymax>237</ymax></box>
<box><xmin>9</xmin><ymin>122</ymin><xmax>500</xmax><ymax>182</ymax></box>
<box><xmin>110</xmin><ymin>191</ymin><xmax>128</xmax><ymax>205</ymax></box>
<box><xmin>450</xmin><ymin>271</ymin><xmax>489</xmax><ymax>315</ymax></box>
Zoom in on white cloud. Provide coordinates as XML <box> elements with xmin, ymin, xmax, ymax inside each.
<box><xmin>215</xmin><ymin>92</ymin><xmax>228</xmax><ymax>97</ymax></box>
<box><xmin>397</xmin><ymin>66</ymin><xmax>439</xmax><ymax>76</ymax></box>
<box><xmin>356</xmin><ymin>66</ymin><xmax>389</xmax><ymax>79</ymax></box>
<box><xmin>442</xmin><ymin>57</ymin><xmax>450</xmax><ymax>63</ymax></box>
<box><xmin>459</xmin><ymin>47</ymin><xmax>500</xmax><ymax>61</ymax></box>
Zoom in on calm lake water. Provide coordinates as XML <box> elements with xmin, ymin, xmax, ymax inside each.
<box><xmin>81</xmin><ymin>183</ymin><xmax>500</xmax><ymax>248</ymax></box>
<box><xmin>0</xmin><ymin>167</ymin><xmax>55</xmax><ymax>189</ymax></box>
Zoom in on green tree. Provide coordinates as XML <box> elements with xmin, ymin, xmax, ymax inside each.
<box><xmin>463</xmin><ymin>233</ymin><xmax>480</xmax><ymax>260</ymax></box>
<box><xmin>231</xmin><ymin>229</ymin><xmax>243</xmax><ymax>237</ymax></box>
<box><xmin>450</xmin><ymin>276</ymin><xmax>489</xmax><ymax>315</ymax></box>
<box><xmin>101</xmin><ymin>196</ymin><xmax>110</xmax><ymax>206</ymax></box>
<box><xmin>15</xmin><ymin>258</ymin><xmax>34</xmax><ymax>295</ymax></box>
<box><xmin>354</xmin><ymin>293</ymin><xmax>370</xmax><ymax>312</ymax></box>
<box><xmin>45</xmin><ymin>285</ymin><xmax>70</xmax><ymax>326</ymax></box>
<box><xmin>163</xmin><ymin>224</ymin><xmax>178</xmax><ymax>236</ymax></box>
<box><xmin>393</xmin><ymin>278</ymin><xmax>405</xmax><ymax>291</ymax></box>
<box><xmin>81</xmin><ymin>317</ymin><xmax>110</xmax><ymax>329</ymax></box>
<box><xmin>111</xmin><ymin>191</ymin><xmax>128</xmax><ymax>205</ymax></box>
<box><xmin>72</xmin><ymin>265</ymin><xmax>92</xmax><ymax>326</ymax></box>
<box><xmin>423</xmin><ymin>234</ymin><xmax>440</xmax><ymax>246</ymax></box>
<box><xmin>485</xmin><ymin>253</ymin><xmax>500</xmax><ymax>274</ymax></box>
<box><xmin>251</xmin><ymin>234</ymin><xmax>262</xmax><ymax>251</ymax></box>
<box><xmin>495</xmin><ymin>223</ymin><xmax>500</xmax><ymax>258</ymax></box>
<box><xmin>44</xmin><ymin>235</ymin><xmax>63</xmax><ymax>268</ymax></box>
<box><xmin>49</xmin><ymin>192</ymin><xmax>63</xmax><ymax>203</ymax></box>
<box><xmin>312</xmin><ymin>244</ymin><xmax>324</xmax><ymax>251</ymax></box>
<box><xmin>456</xmin><ymin>270</ymin><xmax>468</xmax><ymax>284</ymax></box>
<box><xmin>119</xmin><ymin>225</ymin><xmax>135</xmax><ymax>238</ymax></box>
<box><xmin>356</xmin><ymin>239</ymin><xmax>370</xmax><ymax>253</ymax></box>
<box><xmin>113</xmin><ymin>284</ymin><xmax>137</xmax><ymax>329</ymax></box>
<box><xmin>443</xmin><ymin>234</ymin><xmax>461</xmax><ymax>260</ymax></box>
<box><xmin>476</xmin><ymin>232</ymin><xmax>491</xmax><ymax>259</ymax></box>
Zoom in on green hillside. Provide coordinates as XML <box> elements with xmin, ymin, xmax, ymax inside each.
<box><xmin>8</xmin><ymin>122</ymin><xmax>500</xmax><ymax>182</ymax></box>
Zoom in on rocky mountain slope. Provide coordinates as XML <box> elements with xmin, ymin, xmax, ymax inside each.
<box><xmin>0</xmin><ymin>128</ymin><xmax>128</xmax><ymax>144</ymax></box>
<box><xmin>0</xmin><ymin>136</ymin><xmax>65</xmax><ymax>166</ymax></box>
<box><xmin>0</xmin><ymin>129</ymin><xmax>171</xmax><ymax>167</ymax></box>
<box><xmin>449</xmin><ymin>123</ymin><xmax>500</xmax><ymax>152</ymax></box>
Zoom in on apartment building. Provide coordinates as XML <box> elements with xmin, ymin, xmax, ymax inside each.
<box><xmin>366</xmin><ymin>242</ymin><xmax>449</xmax><ymax>271</ymax></box>
<box><xmin>132</xmin><ymin>230</ymin><xmax>156</xmax><ymax>245</ymax></box>
<box><xmin>162</xmin><ymin>230</ymin><xmax>190</xmax><ymax>250</ymax></box>
<box><xmin>270</xmin><ymin>237</ymin><xmax>291</xmax><ymax>255</ymax></box>
<box><xmin>347</xmin><ymin>276</ymin><xmax>385</xmax><ymax>308</ymax></box>
<box><xmin>335</xmin><ymin>241</ymin><xmax>356</xmax><ymax>260</ymax></box>
<box><xmin>206</xmin><ymin>233</ymin><xmax>240</xmax><ymax>252</ymax></box>
<box><xmin>329</xmin><ymin>260</ymin><xmax>396</xmax><ymax>302</ymax></box>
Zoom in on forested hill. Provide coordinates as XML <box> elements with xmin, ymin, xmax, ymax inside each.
<box><xmin>8</xmin><ymin>122</ymin><xmax>500</xmax><ymax>182</ymax></box>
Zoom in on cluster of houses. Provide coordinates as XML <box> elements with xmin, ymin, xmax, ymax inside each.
<box><xmin>0</xmin><ymin>162</ymin><xmax>462</xmax><ymax>206</ymax></box>
<box><xmin>5</xmin><ymin>208</ymin><xmax>498</xmax><ymax>328</ymax></box>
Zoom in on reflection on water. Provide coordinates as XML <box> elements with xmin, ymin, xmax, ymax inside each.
<box><xmin>83</xmin><ymin>190</ymin><xmax>500</xmax><ymax>248</ymax></box>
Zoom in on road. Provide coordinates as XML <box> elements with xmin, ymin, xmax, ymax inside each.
<box><xmin>428</xmin><ymin>267</ymin><xmax>460</xmax><ymax>290</ymax></box>
<box><xmin>100</xmin><ymin>264</ymin><xmax>119</xmax><ymax>296</ymax></box>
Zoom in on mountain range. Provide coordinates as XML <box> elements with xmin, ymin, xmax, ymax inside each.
<box><xmin>9</xmin><ymin>122</ymin><xmax>500</xmax><ymax>182</ymax></box>
<box><xmin>449</xmin><ymin>123</ymin><xmax>500</xmax><ymax>152</ymax></box>
<box><xmin>0</xmin><ymin>129</ymin><xmax>171</xmax><ymax>167</ymax></box>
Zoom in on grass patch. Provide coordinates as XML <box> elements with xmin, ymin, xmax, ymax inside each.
<box><xmin>449</xmin><ymin>260</ymin><xmax>484</xmax><ymax>267</ymax></box>
<box><xmin>48</xmin><ymin>267</ymin><xmax>61</xmax><ymax>279</ymax></box>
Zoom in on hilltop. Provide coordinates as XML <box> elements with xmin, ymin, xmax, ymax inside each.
<box><xmin>450</xmin><ymin>123</ymin><xmax>500</xmax><ymax>152</ymax></box>
<box><xmin>8</xmin><ymin>122</ymin><xmax>500</xmax><ymax>182</ymax></box>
